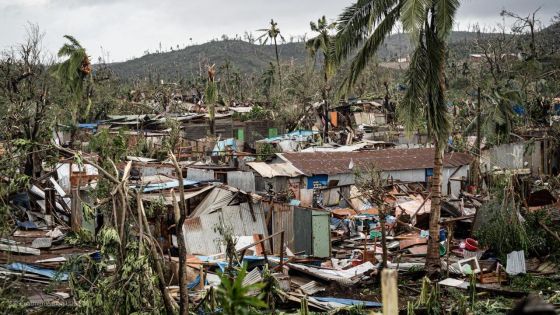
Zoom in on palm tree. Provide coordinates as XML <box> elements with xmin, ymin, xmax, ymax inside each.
<box><xmin>464</xmin><ymin>87</ymin><xmax>521</xmax><ymax>145</ymax></box>
<box><xmin>307</xmin><ymin>16</ymin><xmax>337</xmax><ymax>141</ymax></box>
<box><xmin>335</xmin><ymin>0</ymin><xmax>459</xmax><ymax>275</ymax></box>
<box><xmin>307</xmin><ymin>16</ymin><xmax>337</xmax><ymax>82</ymax></box>
<box><xmin>257</xmin><ymin>19</ymin><xmax>285</xmax><ymax>86</ymax></box>
<box><xmin>54</xmin><ymin>35</ymin><xmax>91</xmax><ymax>145</ymax></box>
<box><xmin>205</xmin><ymin>64</ymin><xmax>218</xmax><ymax>135</ymax></box>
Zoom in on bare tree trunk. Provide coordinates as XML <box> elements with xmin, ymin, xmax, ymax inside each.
<box><xmin>426</xmin><ymin>141</ymin><xmax>444</xmax><ymax>275</ymax></box>
<box><xmin>472</xmin><ymin>87</ymin><xmax>482</xmax><ymax>187</ymax></box>
<box><xmin>380</xmin><ymin>205</ymin><xmax>388</xmax><ymax>268</ymax></box>
<box><xmin>140</xmin><ymin>202</ymin><xmax>178</xmax><ymax>315</ymax></box>
<box><xmin>169</xmin><ymin>152</ymin><xmax>189</xmax><ymax>315</ymax></box>
<box><xmin>274</xmin><ymin>37</ymin><xmax>282</xmax><ymax>89</ymax></box>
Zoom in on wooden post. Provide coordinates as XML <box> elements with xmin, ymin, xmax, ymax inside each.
<box><xmin>381</xmin><ymin>269</ymin><xmax>398</xmax><ymax>315</ymax></box>
<box><xmin>446</xmin><ymin>223</ymin><xmax>453</xmax><ymax>278</ymax></box>
<box><xmin>279</xmin><ymin>231</ymin><xmax>285</xmax><ymax>270</ymax></box>
<box><xmin>198</xmin><ymin>267</ymin><xmax>204</xmax><ymax>290</ymax></box>
<box><xmin>71</xmin><ymin>187</ymin><xmax>81</xmax><ymax>232</ymax></box>
<box><xmin>44</xmin><ymin>187</ymin><xmax>55</xmax><ymax>227</ymax></box>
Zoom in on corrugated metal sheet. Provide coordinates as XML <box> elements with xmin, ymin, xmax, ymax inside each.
<box><xmin>280</xmin><ymin>148</ymin><xmax>473</xmax><ymax>175</ymax></box>
<box><xmin>353</xmin><ymin>112</ymin><xmax>386</xmax><ymax>126</ymax></box>
<box><xmin>294</xmin><ymin>207</ymin><xmax>312</xmax><ymax>256</ymax></box>
<box><xmin>183</xmin><ymin>187</ymin><xmax>268</xmax><ymax>255</ymax></box>
<box><xmin>247</xmin><ymin>162</ymin><xmax>303</xmax><ymax>178</ymax></box>
<box><xmin>142</xmin><ymin>185</ymin><xmax>214</xmax><ymax>205</ymax></box>
<box><xmin>321</xmin><ymin>188</ymin><xmax>340</xmax><ymax>206</ymax></box>
<box><xmin>141</xmin><ymin>179</ymin><xmax>199</xmax><ymax>192</ymax></box>
<box><xmin>271</xmin><ymin>203</ymin><xmax>294</xmax><ymax>253</ymax></box>
<box><xmin>311</xmin><ymin>210</ymin><xmax>331</xmax><ymax>258</ymax></box>
<box><xmin>227</xmin><ymin>171</ymin><xmax>256</xmax><ymax>192</ymax></box>
<box><xmin>328</xmin><ymin>173</ymin><xmax>355</xmax><ymax>186</ymax></box>
<box><xmin>299</xmin><ymin>281</ymin><xmax>326</xmax><ymax>295</ymax></box>
<box><xmin>187</xmin><ymin>168</ymin><xmax>215</xmax><ymax>181</ymax></box>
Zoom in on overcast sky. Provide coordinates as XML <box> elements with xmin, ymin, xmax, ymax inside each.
<box><xmin>1</xmin><ymin>0</ymin><xmax>558</xmax><ymax>62</ymax></box>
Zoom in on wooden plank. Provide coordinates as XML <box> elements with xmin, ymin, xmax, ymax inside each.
<box><xmin>381</xmin><ymin>269</ymin><xmax>398</xmax><ymax>315</ymax></box>
<box><xmin>399</xmin><ymin>237</ymin><xmax>427</xmax><ymax>250</ymax></box>
<box><xmin>407</xmin><ymin>245</ymin><xmax>428</xmax><ymax>256</ymax></box>
<box><xmin>0</xmin><ymin>243</ymin><xmax>40</xmax><ymax>255</ymax></box>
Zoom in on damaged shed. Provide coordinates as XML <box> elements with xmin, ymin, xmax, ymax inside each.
<box><xmin>181</xmin><ymin>185</ymin><xmax>268</xmax><ymax>255</ymax></box>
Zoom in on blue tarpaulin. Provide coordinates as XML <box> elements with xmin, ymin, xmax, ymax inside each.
<box><xmin>187</xmin><ymin>275</ymin><xmax>208</xmax><ymax>289</ymax></box>
<box><xmin>263</xmin><ymin>130</ymin><xmax>318</xmax><ymax>143</ymax></box>
<box><xmin>16</xmin><ymin>221</ymin><xmax>37</xmax><ymax>229</ymax></box>
<box><xmin>78</xmin><ymin>123</ymin><xmax>98</xmax><ymax>130</ymax></box>
<box><xmin>312</xmin><ymin>297</ymin><xmax>382</xmax><ymax>308</ymax></box>
<box><xmin>513</xmin><ymin>104</ymin><xmax>526</xmax><ymax>116</ymax></box>
<box><xmin>5</xmin><ymin>262</ymin><xmax>68</xmax><ymax>281</ymax></box>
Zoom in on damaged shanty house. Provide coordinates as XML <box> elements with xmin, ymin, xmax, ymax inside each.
<box><xmin>180</xmin><ymin>185</ymin><xmax>269</xmax><ymax>256</ymax></box>
<box><xmin>247</xmin><ymin>148</ymin><xmax>473</xmax><ymax>205</ymax></box>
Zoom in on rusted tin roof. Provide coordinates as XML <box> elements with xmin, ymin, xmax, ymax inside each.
<box><xmin>280</xmin><ymin>148</ymin><xmax>472</xmax><ymax>175</ymax></box>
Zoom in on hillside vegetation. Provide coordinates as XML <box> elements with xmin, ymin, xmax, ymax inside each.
<box><xmin>108</xmin><ymin>31</ymin><xmax>506</xmax><ymax>81</ymax></box>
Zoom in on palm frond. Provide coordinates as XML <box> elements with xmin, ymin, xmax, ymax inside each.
<box><xmin>424</xmin><ymin>25</ymin><xmax>450</xmax><ymax>142</ymax></box>
<box><xmin>434</xmin><ymin>0</ymin><xmax>459</xmax><ymax>39</ymax></box>
<box><xmin>341</xmin><ymin>2</ymin><xmax>402</xmax><ymax>92</ymax></box>
<box><xmin>335</xmin><ymin>0</ymin><xmax>376</xmax><ymax>62</ymax></box>
<box><xmin>62</xmin><ymin>35</ymin><xmax>82</xmax><ymax>48</ymax></box>
<box><xmin>401</xmin><ymin>0</ymin><xmax>429</xmax><ymax>34</ymax></box>
<box><xmin>399</xmin><ymin>37</ymin><xmax>428</xmax><ymax>135</ymax></box>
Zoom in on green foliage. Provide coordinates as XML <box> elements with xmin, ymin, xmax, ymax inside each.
<box><xmin>261</xmin><ymin>265</ymin><xmax>286</xmax><ymax>311</ymax></box>
<box><xmin>472</xmin><ymin>298</ymin><xmax>512</xmax><ymax>315</ymax></box>
<box><xmin>256</xmin><ymin>142</ymin><xmax>278</xmax><ymax>161</ymax></box>
<box><xmin>474</xmin><ymin>197</ymin><xmax>529</xmax><ymax>260</ymax></box>
<box><xmin>523</xmin><ymin>209</ymin><xmax>560</xmax><ymax>261</ymax></box>
<box><xmin>97</xmin><ymin>226</ymin><xmax>121</xmax><ymax>257</ymax></box>
<box><xmin>65</xmin><ymin>228</ymin><xmax>95</xmax><ymax>247</ymax></box>
<box><xmin>88</xmin><ymin>128</ymin><xmax>129</xmax><ymax>161</ymax></box>
<box><xmin>216</xmin><ymin>264</ymin><xmax>267</xmax><ymax>315</ymax></box>
<box><xmin>143</xmin><ymin>197</ymin><xmax>166</xmax><ymax>219</ymax></box>
<box><xmin>408</xmin><ymin>277</ymin><xmax>442</xmax><ymax>315</ymax></box>
<box><xmin>68</xmin><ymin>240</ymin><xmax>163</xmax><ymax>314</ymax></box>
<box><xmin>232</xmin><ymin>105</ymin><xmax>272</xmax><ymax>121</ymax></box>
<box><xmin>54</xmin><ymin>35</ymin><xmax>90</xmax><ymax>98</ymax></box>
<box><xmin>162</xmin><ymin>118</ymin><xmax>182</xmax><ymax>154</ymax></box>
<box><xmin>510</xmin><ymin>274</ymin><xmax>560</xmax><ymax>292</ymax></box>
<box><xmin>0</xmin><ymin>287</ymin><xmax>27</xmax><ymax>315</ymax></box>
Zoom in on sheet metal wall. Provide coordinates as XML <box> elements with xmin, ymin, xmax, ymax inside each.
<box><xmin>481</xmin><ymin>143</ymin><xmax>524</xmax><ymax>171</ymax></box>
<box><xmin>271</xmin><ymin>202</ymin><xmax>294</xmax><ymax>254</ymax></box>
<box><xmin>182</xmin><ymin>120</ymin><xmax>233</xmax><ymax>140</ymax></box>
<box><xmin>227</xmin><ymin>171</ymin><xmax>256</xmax><ymax>192</ymax></box>
<box><xmin>293</xmin><ymin>207</ymin><xmax>313</xmax><ymax>255</ymax></box>
<box><xmin>187</xmin><ymin>168</ymin><xmax>215</xmax><ymax>181</ymax></box>
<box><xmin>183</xmin><ymin>189</ymin><xmax>268</xmax><ymax>255</ymax></box>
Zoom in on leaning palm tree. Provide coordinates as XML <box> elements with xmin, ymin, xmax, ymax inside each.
<box><xmin>257</xmin><ymin>19</ymin><xmax>285</xmax><ymax>86</ymax></box>
<box><xmin>335</xmin><ymin>0</ymin><xmax>459</xmax><ymax>275</ymax></box>
<box><xmin>307</xmin><ymin>16</ymin><xmax>338</xmax><ymax>141</ymax></box>
<box><xmin>54</xmin><ymin>35</ymin><xmax>91</xmax><ymax>146</ymax></box>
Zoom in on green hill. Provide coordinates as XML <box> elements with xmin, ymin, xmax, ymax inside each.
<box><xmin>108</xmin><ymin>23</ymin><xmax>559</xmax><ymax>81</ymax></box>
